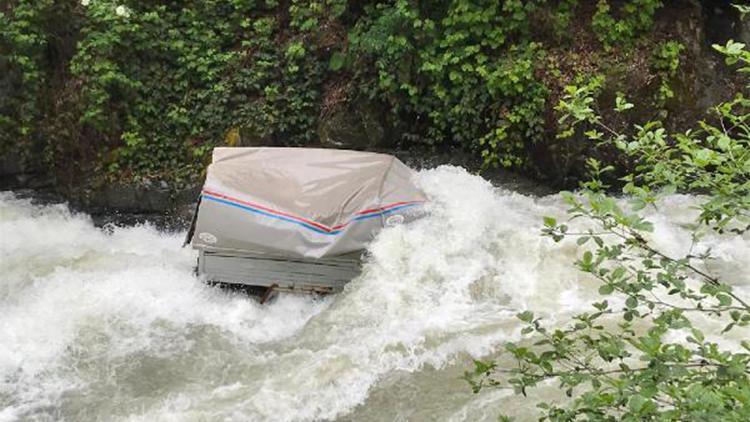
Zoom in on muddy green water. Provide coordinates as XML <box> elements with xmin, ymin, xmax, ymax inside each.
<box><xmin>1</xmin><ymin>166</ymin><xmax>748</xmax><ymax>421</ymax></box>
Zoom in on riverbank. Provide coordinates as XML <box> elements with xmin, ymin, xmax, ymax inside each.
<box><xmin>2</xmin><ymin>1</ymin><xmax>747</xmax><ymax>202</ymax></box>
<box><xmin>1</xmin><ymin>148</ymin><xmax>557</xmax><ymax>230</ymax></box>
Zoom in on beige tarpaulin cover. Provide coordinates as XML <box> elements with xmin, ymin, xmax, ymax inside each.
<box><xmin>190</xmin><ymin>147</ymin><xmax>427</xmax><ymax>259</ymax></box>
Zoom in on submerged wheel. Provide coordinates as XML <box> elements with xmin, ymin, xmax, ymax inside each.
<box><xmin>206</xmin><ymin>280</ymin><xmax>268</xmax><ymax>298</ymax></box>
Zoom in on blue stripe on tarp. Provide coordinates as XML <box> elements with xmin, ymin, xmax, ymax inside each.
<box><xmin>202</xmin><ymin>194</ymin><xmax>422</xmax><ymax>234</ymax></box>
<box><xmin>202</xmin><ymin>195</ymin><xmax>342</xmax><ymax>235</ymax></box>
<box><xmin>352</xmin><ymin>203</ymin><xmax>422</xmax><ymax>221</ymax></box>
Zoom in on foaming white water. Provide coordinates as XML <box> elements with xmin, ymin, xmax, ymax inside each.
<box><xmin>0</xmin><ymin>193</ymin><xmax>330</xmax><ymax>421</ymax></box>
<box><xmin>0</xmin><ymin>167</ymin><xmax>748</xmax><ymax>422</ymax></box>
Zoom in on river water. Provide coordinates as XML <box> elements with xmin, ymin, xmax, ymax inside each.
<box><xmin>1</xmin><ymin>166</ymin><xmax>748</xmax><ymax>421</ymax></box>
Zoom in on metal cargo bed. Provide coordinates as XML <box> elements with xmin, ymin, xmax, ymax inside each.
<box><xmin>198</xmin><ymin>250</ymin><xmax>361</xmax><ymax>293</ymax></box>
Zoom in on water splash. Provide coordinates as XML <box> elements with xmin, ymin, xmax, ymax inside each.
<box><xmin>0</xmin><ymin>167</ymin><xmax>747</xmax><ymax>421</ymax></box>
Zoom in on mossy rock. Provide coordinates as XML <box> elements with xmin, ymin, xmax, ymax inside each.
<box><xmin>317</xmin><ymin>99</ymin><xmax>388</xmax><ymax>150</ymax></box>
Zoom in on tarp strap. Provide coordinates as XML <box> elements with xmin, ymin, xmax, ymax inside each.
<box><xmin>182</xmin><ymin>195</ymin><xmax>201</xmax><ymax>247</ymax></box>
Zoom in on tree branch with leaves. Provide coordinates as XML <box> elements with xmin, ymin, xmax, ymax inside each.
<box><xmin>467</xmin><ymin>36</ymin><xmax>750</xmax><ymax>421</ymax></box>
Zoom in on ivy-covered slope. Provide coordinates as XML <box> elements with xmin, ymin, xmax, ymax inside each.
<box><xmin>0</xmin><ymin>0</ymin><xmax>746</xmax><ymax>192</ymax></box>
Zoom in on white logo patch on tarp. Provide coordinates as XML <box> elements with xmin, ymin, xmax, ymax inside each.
<box><xmin>198</xmin><ymin>232</ymin><xmax>218</xmax><ymax>244</ymax></box>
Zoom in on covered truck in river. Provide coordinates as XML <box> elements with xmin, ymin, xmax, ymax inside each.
<box><xmin>185</xmin><ymin>147</ymin><xmax>427</xmax><ymax>294</ymax></box>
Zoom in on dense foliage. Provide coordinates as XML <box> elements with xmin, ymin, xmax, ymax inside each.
<box><xmin>347</xmin><ymin>0</ymin><xmax>552</xmax><ymax>167</ymax></box>
<box><xmin>2</xmin><ymin>0</ymin><xmax>714</xmax><ymax>186</ymax></box>
<box><xmin>2</xmin><ymin>0</ymin><xmax>342</xmax><ymax>183</ymax></box>
<box><xmin>466</xmin><ymin>39</ymin><xmax>750</xmax><ymax>420</ymax></box>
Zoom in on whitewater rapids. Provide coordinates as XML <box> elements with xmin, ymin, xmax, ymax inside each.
<box><xmin>1</xmin><ymin>166</ymin><xmax>748</xmax><ymax>421</ymax></box>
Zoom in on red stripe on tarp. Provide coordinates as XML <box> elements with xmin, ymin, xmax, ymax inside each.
<box><xmin>202</xmin><ymin>190</ymin><xmax>333</xmax><ymax>232</ymax></box>
<box><xmin>202</xmin><ymin>189</ymin><xmax>425</xmax><ymax>232</ymax></box>
<box><xmin>355</xmin><ymin>201</ymin><xmax>423</xmax><ymax>216</ymax></box>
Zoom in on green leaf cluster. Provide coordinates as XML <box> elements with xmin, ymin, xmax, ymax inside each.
<box><xmin>591</xmin><ymin>0</ymin><xmax>663</xmax><ymax>50</ymax></box>
<box><xmin>347</xmin><ymin>0</ymin><xmax>551</xmax><ymax>168</ymax></box>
